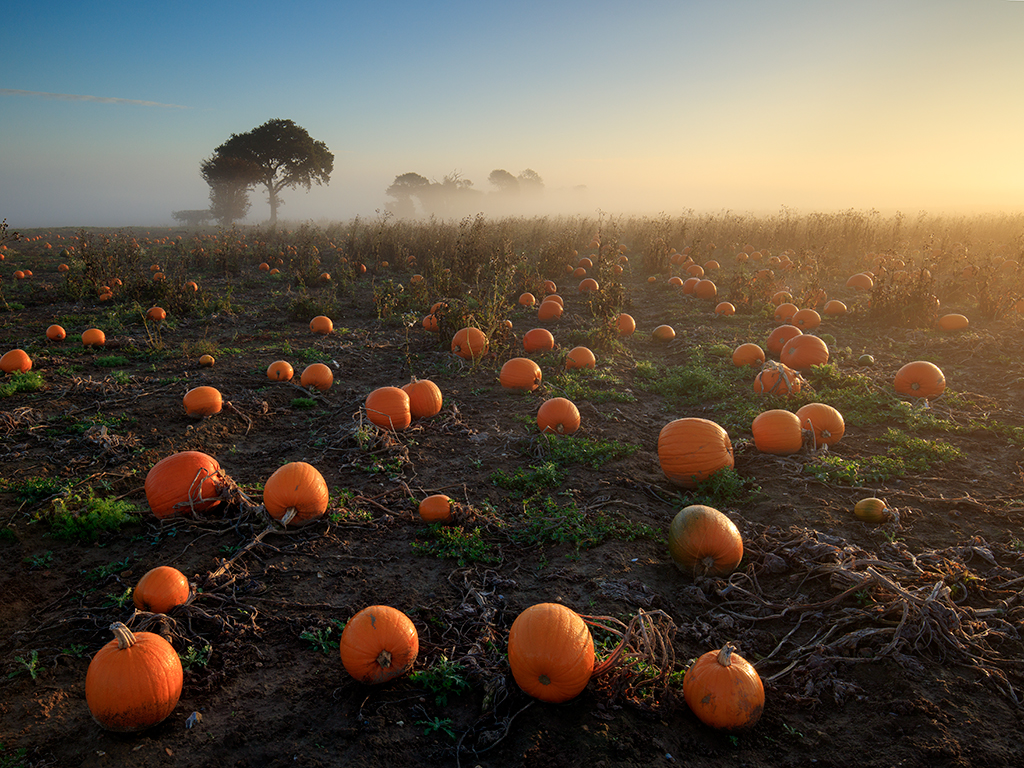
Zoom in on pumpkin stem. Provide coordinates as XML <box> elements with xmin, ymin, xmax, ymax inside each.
<box><xmin>110</xmin><ymin>621</ymin><xmax>137</xmax><ymax>650</ymax></box>
<box><xmin>376</xmin><ymin>649</ymin><xmax>393</xmax><ymax>669</ymax></box>
<box><xmin>716</xmin><ymin>643</ymin><xmax>735</xmax><ymax>667</ymax></box>
<box><xmin>281</xmin><ymin>507</ymin><xmax>297</xmax><ymax>526</ymax></box>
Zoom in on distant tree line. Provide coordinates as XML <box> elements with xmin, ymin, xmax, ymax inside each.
<box><xmin>386</xmin><ymin>169</ymin><xmax>544</xmax><ymax>219</ymax></box>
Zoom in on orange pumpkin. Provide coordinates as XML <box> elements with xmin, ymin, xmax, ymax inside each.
<box><xmin>267</xmin><ymin>360</ymin><xmax>294</xmax><ymax>381</ymax></box>
<box><xmin>894</xmin><ymin>361</ymin><xmax>945</xmax><ymax>399</ymax></box>
<box><xmin>578</xmin><ymin>277</ymin><xmax>600</xmax><ymax>293</ymax></box>
<box><xmin>133</xmin><ymin>566</ymin><xmax>191</xmax><ymax>614</ymax></box>
<box><xmin>796</xmin><ymin>403</ymin><xmax>845</xmax><ymax>447</ymax></box>
<box><xmin>537</xmin><ymin>300</ymin><xmax>564</xmax><ymax>321</ymax></box>
<box><xmin>822</xmin><ymin>299</ymin><xmax>847</xmax><ymax>317</ymax></box>
<box><xmin>198</xmin><ymin>354</ymin><xmax>215</xmax><ymax>368</ymax></box>
<box><xmin>300</xmin><ymin>363</ymin><xmax>334</xmax><ymax>391</ymax></box>
<box><xmin>683</xmin><ymin>644</ymin><xmax>764</xmax><ymax>731</ymax></box>
<box><xmin>846</xmin><ymin>272</ymin><xmax>873</xmax><ymax>290</ymax></box>
<box><xmin>422</xmin><ymin>313</ymin><xmax>439</xmax><ymax>332</ymax></box>
<box><xmin>508</xmin><ymin>603</ymin><xmax>594</xmax><ymax>703</ymax></box>
<box><xmin>751</xmin><ymin>409</ymin><xmax>803</xmax><ymax>455</ymax></box>
<box><xmin>652</xmin><ymin>324</ymin><xmax>676</xmax><ymax>341</ymax></box>
<box><xmin>402</xmin><ymin>379</ymin><xmax>443</xmax><ymax>419</ymax></box>
<box><xmin>0</xmin><ymin>349</ymin><xmax>32</xmax><ymax>374</ymax></box>
<box><xmin>501</xmin><ymin>358</ymin><xmax>543</xmax><ymax>391</ymax></box>
<box><xmin>694</xmin><ymin>279</ymin><xmax>717</xmax><ymax>300</ymax></box>
<box><xmin>519</xmin><ymin>292</ymin><xmax>537</xmax><ymax>307</ymax></box>
<box><xmin>310</xmin><ymin>315</ymin><xmax>333</xmax><ymax>335</ymax></box>
<box><xmin>731</xmin><ymin>343</ymin><xmax>764</xmax><ymax>368</ymax></box>
<box><xmin>668</xmin><ymin>504</ymin><xmax>743</xmax><ymax>576</ymax></box>
<box><xmin>523</xmin><ymin>328</ymin><xmax>555</xmax><ymax>353</ymax></box>
<box><xmin>791</xmin><ymin>308</ymin><xmax>821</xmax><ymax>330</ymax></box>
<box><xmin>773</xmin><ymin>302</ymin><xmax>798</xmax><ymax>324</ymax></box>
<box><xmin>339</xmin><ymin>605</ymin><xmax>419</xmax><ymax>685</ymax></box>
<box><xmin>658</xmin><ymin>418</ymin><xmax>734</xmax><ymax>488</ymax></box>
<box><xmin>419</xmin><ymin>494</ymin><xmax>453</xmax><ymax>523</ymax></box>
<box><xmin>753</xmin><ymin>362</ymin><xmax>802</xmax><ymax>395</ymax></box>
<box><xmin>86</xmin><ymin>623</ymin><xmax>183</xmax><ymax>732</ymax></box>
<box><xmin>146</xmin><ymin>306</ymin><xmax>166</xmax><ymax>323</ymax></box>
<box><xmin>82</xmin><ymin>328</ymin><xmax>106</xmax><ymax>347</ymax></box>
<box><xmin>183</xmin><ymin>386</ymin><xmax>222</xmax><ymax>418</ymax></box>
<box><xmin>263</xmin><ymin>461</ymin><xmax>329</xmax><ymax>526</ymax></box>
<box><xmin>46</xmin><ymin>324</ymin><xmax>67</xmax><ymax>342</ymax></box>
<box><xmin>452</xmin><ymin>327</ymin><xmax>489</xmax><ymax>359</ymax></box>
<box><xmin>365</xmin><ymin>386</ymin><xmax>412</xmax><ymax>430</ymax></box>
<box><xmin>854</xmin><ymin>497</ymin><xmax>888</xmax><ymax>523</ymax></box>
<box><xmin>537</xmin><ymin>397</ymin><xmax>580</xmax><ymax>435</ymax></box>
<box><xmin>565</xmin><ymin>346</ymin><xmax>596</xmax><ymax>370</ymax></box>
<box><xmin>613</xmin><ymin>313</ymin><xmax>636</xmax><ymax>336</ymax></box>
<box><xmin>780</xmin><ymin>334</ymin><xmax>829</xmax><ymax>371</ymax></box>
<box><xmin>765</xmin><ymin>325</ymin><xmax>802</xmax><ymax>355</ymax></box>
<box><xmin>144</xmin><ymin>451</ymin><xmax>225</xmax><ymax>519</ymax></box>
<box><xmin>715</xmin><ymin>302</ymin><xmax>736</xmax><ymax>317</ymax></box>
<box><xmin>938</xmin><ymin>313</ymin><xmax>969</xmax><ymax>331</ymax></box>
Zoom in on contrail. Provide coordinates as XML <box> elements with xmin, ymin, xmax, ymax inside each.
<box><xmin>0</xmin><ymin>88</ymin><xmax>188</xmax><ymax>109</ymax></box>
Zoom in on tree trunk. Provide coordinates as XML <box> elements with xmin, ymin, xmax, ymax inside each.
<box><xmin>266</xmin><ymin>183</ymin><xmax>279</xmax><ymax>224</ymax></box>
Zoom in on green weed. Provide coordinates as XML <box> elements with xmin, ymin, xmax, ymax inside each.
<box><xmin>512</xmin><ymin>495</ymin><xmax>656</xmax><ymax>552</ymax></box>
<box><xmin>8</xmin><ymin>651</ymin><xmax>40</xmax><ymax>680</ymax></box>
<box><xmin>412</xmin><ymin>525</ymin><xmax>498</xmax><ymax>565</ymax></box>
<box><xmin>179</xmin><ymin>643</ymin><xmax>213</xmax><ymax>671</ymax></box>
<box><xmin>95</xmin><ymin>355</ymin><xmax>129</xmax><ymax>367</ymax></box>
<box><xmin>533</xmin><ymin>433</ymin><xmax>640</xmax><ymax>469</ymax></box>
<box><xmin>410</xmin><ymin>654</ymin><xmax>472</xmax><ymax>705</ymax></box>
<box><xmin>300</xmin><ymin>620</ymin><xmax>346</xmax><ymax>654</ymax></box>
<box><xmin>0</xmin><ymin>371</ymin><xmax>44</xmax><ymax>398</ymax></box>
<box><xmin>23</xmin><ymin>551</ymin><xmax>54</xmax><ymax>569</ymax></box>
<box><xmin>550</xmin><ymin>367</ymin><xmax>637</xmax><ymax>404</ymax></box>
<box><xmin>38</xmin><ymin>489</ymin><xmax>137</xmax><ymax>541</ymax></box>
<box><xmin>491</xmin><ymin>462</ymin><xmax>565</xmax><ymax>498</ymax></box>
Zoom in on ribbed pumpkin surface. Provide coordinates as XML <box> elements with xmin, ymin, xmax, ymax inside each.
<box><xmin>657</xmin><ymin>418</ymin><xmax>734</xmax><ymax>488</ymax></box>
<box><xmin>508</xmin><ymin>603</ymin><xmax>594</xmax><ymax>703</ymax></box>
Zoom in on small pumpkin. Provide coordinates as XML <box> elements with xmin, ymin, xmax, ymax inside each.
<box><xmin>683</xmin><ymin>644</ymin><xmax>764</xmax><ymax>731</ymax></box>
<box><xmin>46</xmin><ymin>324</ymin><xmax>67</xmax><ymax>342</ymax></box>
<box><xmin>796</xmin><ymin>403</ymin><xmax>845</xmax><ymax>447</ymax></box>
<box><xmin>422</xmin><ymin>313</ymin><xmax>439</xmax><ymax>332</ymax></box>
<box><xmin>402</xmin><ymin>379</ymin><xmax>443</xmax><ymax>419</ymax></box>
<box><xmin>339</xmin><ymin>605</ymin><xmax>419</xmax><ymax>685</ymax></box>
<box><xmin>791</xmin><ymin>308</ymin><xmax>821</xmax><ymax>330</ymax></box>
<box><xmin>146</xmin><ymin>306</ymin><xmax>166</xmax><ymax>322</ymax></box>
<box><xmin>715</xmin><ymin>302</ymin><xmax>736</xmax><ymax>317</ymax></box>
<box><xmin>537</xmin><ymin>397</ymin><xmax>581</xmax><ymax>435</ymax></box>
<box><xmin>86</xmin><ymin>623</ymin><xmax>183</xmax><ymax>732</ymax></box>
<box><xmin>508</xmin><ymin>603</ymin><xmax>595</xmax><ymax>703</ymax></box>
<box><xmin>751</xmin><ymin>409</ymin><xmax>803</xmax><ymax>455</ymax></box>
<box><xmin>82</xmin><ymin>328</ymin><xmax>106</xmax><ymax>347</ymax></box>
<box><xmin>938</xmin><ymin>313</ymin><xmax>969</xmax><ymax>332</ymax></box>
<box><xmin>846</xmin><ymin>272</ymin><xmax>874</xmax><ymax>290</ymax></box>
<box><xmin>183</xmin><ymin>386</ymin><xmax>222</xmax><ymax>418</ymax></box>
<box><xmin>732</xmin><ymin>343</ymin><xmax>765</xmax><ymax>368</ymax></box>
<box><xmin>753</xmin><ymin>362</ymin><xmax>802</xmax><ymax>396</ymax></box>
<box><xmin>612</xmin><ymin>313</ymin><xmax>635</xmax><ymax>336</ymax></box>
<box><xmin>578</xmin><ymin>277</ymin><xmax>600</xmax><ymax>293</ymax></box>
<box><xmin>267</xmin><ymin>360</ymin><xmax>294</xmax><ymax>381</ymax></box>
<box><xmin>263</xmin><ymin>461</ymin><xmax>329</xmax><ymax>526</ymax></box>
<box><xmin>773</xmin><ymin>302</ymin><xmax>798</xmax><ymax>324</ymax></box>
<box><xmin>198</xmin><ymin>354</ymin><xmax>215</xmax><ymax>367</ymax></box>
<box><xmin>765</xmin><ymin>324</ymin><xmax>802</xmax><ymax>355</ymax></box>
<box><xmin>0</xmin><ymin>349</ymin><xmax>32</xmax><ymax>374</ymax></box>
<box><xmin>668</xmin><ymin>505</ymin><xmax>744</xmax><ymax>577</ymax></box>
<box><xmin>451</xmin><ymin>327</ymin><xmax>489</xmax><ymax>359</ymax></box>
<box><xmin>300</xmin><ymin>363</ymin><xmax>334</xmax><ymax>391</ymax></box>
<box><xmin>418</xmin><ymin>494</ymin><xmax>452</xmax><ymax>523</ymax></box>
<box><xmin>523</xmin><ymin>328</ymin><xmax>555</xmax><ymax>353</ymax></box>
<box><xmin>854</xmin><ymin>497</ymin><xmax>888</xmax><ymax>523</ymax></box>
<box><xmin>501</xmin><ymin>357</ymin><xmax>543</xmax><ymax>391</ymax></box>
<box><xmin>565</xmin><ymin>346</ymin><xmax>596</xmax><ymax>370</ymax></box>
<box><xmin>310</xmin><ymin>315</ymin><xmax>333</xmax><ymax>335</ymax></box>
<box><xmin>822</xmin><ymin>299</ymin><xmax>847</xmax><ymax>317</ymax></box>
<box><xmin>652</xmin><ymin>324</ymin><xmax>676</xmax><ymax>341</ymax></box>
<box><xmin>145</xmin><ymin>450</ymin><xmax>225</xmax><ymax>519</ymax></box>
<box><xmin>658</xmin><ymin>418</ymin><xmax>734</xmax><ymax>488</ymax></box>
<box><xmin>537</xmin><ymin>300</ymin><xmax>564</xmax><ymax>321</ymax></box>
<box><xmin>519</xmin><ymin>292</ymin><xmax>537</xmax><ymax>307</ymax></box>
<box><xmin>365</xmin><ymin>386</ymin><xmax>412</xmax><ymax>430</ymax></box>
<box><xmin>133</xmin><ymin>566</ymin><xmax>191</xmax><ymax>614</ymax></box>
<box><xmin>894</xmin><ymin>360</ymin><xmax>945</xmax><ymax>399</ymax></box>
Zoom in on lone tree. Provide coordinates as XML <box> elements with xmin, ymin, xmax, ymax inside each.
<box><xmin>200</xmin><ymin>154</ymin><xmax>261</xmax><ymax>226</ymax></box>
<box><xmin>204</xmin><ymin>119</ymin><xmax>334</xmax><ymax>223</ymax></box>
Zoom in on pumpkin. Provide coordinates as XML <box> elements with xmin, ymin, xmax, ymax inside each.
<box><xmin>682</xmin><ymin>277</ymin><xmax>700</xmax><ymax>294</ymax></box>
<box><xmin>773</xmin><ymin>302</ymin><xmax>798</xmax><ymax>324</ymax></box>
<box><xmin>365</xmin><ymin>386</ymin><xmax>412</xmax><ymax>430</ymax></box>
<box><xmin>133</xmin><ymin>566</ymin><xmax>191</xmax><ymax>614</ymax></box>
<box><xmin>668</xmin><ymin>504</ymin><xmax>744</xmax><ymax>576</ymax></box>
<box><xmin>854</xmin><ymin>497</ymin><xmax>888</xmax><ymax>523</ymax></box>
<box><xmin>544</xmin><ymin>294</ymin><xmax>565</xmax><ymax>308</ymax></box>
<box><xmin>683</xmin><ymin>644</ymin><xmax>764</xmax><ymax>731</ymax></box>
<box><xmin>402</xmin><ymin>379</ymin><xmax>443</xmax><ymax>418</ymax></box>
<box><xmin>791</xmin><ymin>308</ymin><xmax>821</xmax><ymax>330</ymax></box>
<box><xmin>938</xmin><ymin>313</ymin><xmax>969</xmax><ymax>331</ymax></box>
<box><xmin>422</xmin><ymin>313</ymin><xmax>440</xmax><ymax>332</ymax></box>
<box><xmin>263</xmin><ymin>461</ymin><xmax>329</xmax><ymax>526</ymax></box>
<box><xmin>537</xmin><ymin>300</ymin><xmax>564</xmax><ymax>321</ymax></box>
<box><xmin>58</xmin><ymin>263</ymin><xmax>70</xmax><ymax>273</ymax></box>
<box><xmin>846</xmin><ymin>272</ymin><xmax>873</xmax><ymax>290</ymax></box>
<box><xmin>86</xmin><ymin>623</ymin><xmax>183</xmax><ymax>732</ymax></box>
<box><xmin>537</xmin><ymin>397</ymin><xmax>581</xmax><ymax>435</ymax></box>
<box><xmin>668</xmin><ymin>276</ymin><xmax>684</xmax><ymax>287</ymax></box>
<box><xmin>766</xmin><ymin>324</ymin><xmax>802</xmax><ymax>355</ymax></box>
<box><xmin>339</xmin><ymin>605</ymin><xmax>419</xmax><ymax>685</ymax></box>
<box><xmin>310</xmin><ymin>315</ymin><xmax>333</xmax><ymax>335</ymax></box>
<box><xmin>452</xmin><ymin>327</ymin><xmax>489</xmax><ymax>360</ymax></box>
<box><xmin>771</xmin><ymin>291</ymin><xmax>793</xmax><ymax>306</ymax></box>
<box><xmin>652</xmin><ymin>324</ymin><xmax>676</xmax><ymax>341</ymax></box>
<box><xmin>82</xmin><ymin>328</ymin><xmax>106</xmax><ymax>347</ymax></box>
<box><xmin>542</xmin><ymin>280</ymin><xmax>557</xmax><ymax>294</ymax></box>
<box><xmin>822</xmin><ymin>299</ymin><xmax>847</xmax><ymax>317</ymax></box>
<box><xmin>694</xmin><ymin>279</ymin><xmax>717</xmax><ymax>300</ymax></box>
<box><xmin>751</xmin><ymin>409</ymin><xmax>803</xmax><ymax>455</ymax></box>
<box><xmin>894</xmin><ymin>361</ymin><xmax>945</xmax><ymax>399</ymax></box>
<box><xmin>184</xmin><ymin>280</ymin><xmax>199</xmax><ymax>292</ymax></box>
<box><xmin>501</xmin><ymin>357</ymin><xmax>543</xmax><ymax>391</ymax></box>
<box><xmin>300</xmin><ymin>363</ymin><xmax>334</xmax><ymax>391</ymax></box>
<box><xmin>508</xmin><ymin>603</ymin><xmax>594</xmax><ymax>703</ymax></box>
<box><xmin>658</xmin><ymin>418</ymin><xmax>735</xmax><ymax>488</ymax></box>
<box><xmin>715</xmin><ymin>302</ymin><xmax>736</xmax><ymax>317</ymax></box>
<box><xmin>183</xmin><ymin>386</ymin><xmax>222</xmax><ymax>418</ymax></box>
<box><xmin>523</xmin><ymin>328</ymin><xmax>556</xmax><ymax>353</ymax></box>
<box><xmin>145</xmin><ymin>450</ymin><xmax>225</xmax><ymax>519</ymax></box>
<box><xmin>572</xmin><ymin>266</ymin><xmax>587</xmax><ymax>278</ymax></box>
<box><xmin>796</xmin><ymin>403</ymin><xmax>845</xmax><ymax>447</ymax></box>
<box><xmin>780</xmin><ymin>334</ymin><xmax>829</xmax><ymax>371</ymax></box>
<box><xmin>0</xmin><ymin>349</ymin><xmax>32</xmax><ymax>374</ymax></box>
<box><xmin>267</xmin><ymin>360</ymin><xmax>294</xmax><ymax>381</ymax></box>
<box><xmin>46</xmin><ymin>324</ymin><xmax>67</xmax><ymax>342</ymax></box>
<box><xmin>687</xmin><ymin>264</ymin><xmax>705</xmax><ymax>278</ymax></box>
<box><xmin>565</xmin><ymin>346</ymin><xmax>596</xmax><ymax>370</ymax></box>
<box><xmin>419</xmin><ymin>494</ymin><xmax>452</xmax><ymax>523</ymax></box>
<box><xmin>578</xmin><ymin>278</ymin><xmax>600</xmax><ymax>293</ymax></box>
<box><xmin>612</xmin><ymin>313</ymin><xmax>636</xmax><ymax>336</ymax></box>
<box><xmin>146</xmin><ymin>306</ymin><xmax>166</xmax><ymax>322</ymax></box>
<box><xmin>732</xmin><ymin>343</ymin><xmax>765</xmax><ymax>367</ymax></box>
<box><xmin>519</xmin><ymin>292</ymin><xmax>537</xmax><ymax>307</ymax></box>
<box><xmin>198</xmin><ymin>354</ymin><xmax>215</xmax><ymax>367</ymax></box>
<box><xmin>753</xmin><ymin>362</ymin><xmax>802</xmax><ymax>395</ymax></box>
<box><xmin>577</xmin><ymin>257</ymin><xmax>593</xmax><ymax>269</ymax></box>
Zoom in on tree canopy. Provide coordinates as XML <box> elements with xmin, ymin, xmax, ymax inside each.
<box><xmin>386</xmin><ymin>169</ymin><xmax>544</xmax><ymax>218</ymax></box>
<box><xmin>203</xmin><ymin>119</ymin><xmax>334</xmax><ymax>223</ymax></box>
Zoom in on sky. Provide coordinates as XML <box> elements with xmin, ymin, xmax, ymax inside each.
<box><xmin>2</xmin><ymin>0</ymin><xmax>1023</xmax><ymax>228</ymax></box>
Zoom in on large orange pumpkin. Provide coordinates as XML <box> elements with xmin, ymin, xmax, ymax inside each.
<box><xmin>938</xmin><ymin>313</ymin><xmax>969</xmax><ymax>331</ymax></box>
<box><xmin>791</xmin><ymin>308</ymin><xmax>821</xmax><ymax>331</ymax></box>
<box><xmin>452</xmin><ymin>327</ymin><xmax>488</xmax><ymax>359</ymax></box>
<box><xmin>523</xmin><ymin>328</ymin><xmax>555</xmax><ymax>353</ymax></box>
<box><xmin>683</xmin><ymin>644</ymin><xmax>764</xmax><ymax>731</ymax></box>
<box><xmin>537</xmin><ymin>397</ymin><xmax>580</xmax><ymax>435</ymax></box>
<box><xmin>402</xmin><ymin>379</ymin><xmax>443</xmax><ymax>419</ymax></box>
<box><xmin>612</xmin><ymin>313</ymin><xmax>635</xmax><ymax>336</ymax></box>
<box><xmin>657</xmin><ymin>418</ymin><xmax>734</xmax><ymax>488</ymax></box>
<box><xmin>82</xmin><ymin>328</ymin><xmax>106</xmax><ymax>347</ymax></box>
<box><xmin>183</xmin><ymin>386</ymin><xmax>222</xmax><ymax>418</ymax></box>
<box><xmin>565</xmin><ymin>346</ymin><xmax>596</xmax><ymax>370</ymax></box>
<box><xmin>751</xmin><ymin>410</ymin><xmax>803</xmax><ymax>455</ymax></box>
<box><xmin>86</xmin><ymin>623</ymin><xmax>183</xmax><ymax>732</ymax></box>
<box><xmin>796</xmin><ymin>403</ymin><xmax>845</xmax><ymax>447</ymax></box>
<box><xmin>263</xmin><ymin>461</ymin><xmax>329</xmax><ymax>526</ymax></box>
<box><xmin>894</xmin><ymin>361</ymin><xmax>945</xmax><ymax>399</ymax></box>
<box><xmin>339</xmin><ymin>605</ymin><xmax>419</xmax><ymax>685</ymax></box>
<box><xmin>365</xmin><ymin>386</ymin><xmax>412</xmax><ymax>430</ymax></box>
<box><xmin>508</xmin><ymin>603</ymin><xmax>594</xmax><ymax>703</ymax></box>
<box><xmin>773</xmin><ymin>302</ymin><xmax>798</xmax><ymax>324</ymax></box>
<box><xmin>753</xmin><ymin>363</ymin><xmax>802</xmax><ymax>396</ymax></box>
<box><xmin>0</xmin><ymin>349</ymin><xmax>32</xmax><ymax>374</ymax></box>
<box><xmin>300</xmin><ymin>363</ymin><xmax>334</xmax><ymax>391</ymax></box>
<box><xmin>822</xmin><ymin>299</ymin><xmax>847</xmax><ymax>317</ymax></box>
<box><xmin>846</xmin><ymin>272</ymin><xmax>873</xmax><ymax>290</ymax></box>
<box><xmin>693</xmin><ymin>279</ymin><xmax>717</xmax><ymax>300</ymax></box>
<box><xmin>418</xmin><ymin>494</ymin><xmax>453</xmax><ymax>523</ymax></box>
<box><xmin>267</xmin><ymin>360</ymin><xmax>294</xmax><ymax>381</ymax></box>
<box><xmin>765</xmin><ymin>325</ymin><xmax>802</xmax><ymax>355</ymax></box>
<box><xmin>537</xmin><ymin>300</ymin><xmax>564</xmax><ymax>321</ymax></box>
<box><xmin>46</xmin><ymin>324</ymin><xmax>67</xmax><ymax>342</ymax></box>
<box><xmin>309</xmin><ymin>315</ymin><xmax>333</xmax><ymax>335</ymax></box>
<box><xmin>501</xmin><ymin>358</ymin><xmax>543</xmax><ymax>391</ymax></box>
<box><xmin>133</xmin><ymin>566</ymin><xmax>191</xmax><ymax>614</ymax></box>
<box><xmin>780</xmin><ymin>334</ymin><xmax>829</xmax><ymax>371</ymax></box>
<box><xmin>732</xmin><ymin>343</ymin><xmax>765</xmax><ymax>368</ymax></box>
<box><xmin>668</xmin><ymin>504</ymin><xmax>744</xmax><ymax>576</ymax></box>
<box><xmin>145</xmin><ymin>451</ymin><xmax>225</xmax><ymax>519</ymax></box>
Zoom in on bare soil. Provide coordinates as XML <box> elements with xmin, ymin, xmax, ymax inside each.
<box><xmin>3</xmin><ymin>236</ymin><xmax>1024</xmax><ymax>768</ymax></box>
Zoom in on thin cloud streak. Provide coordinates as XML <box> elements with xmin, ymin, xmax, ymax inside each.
<box><xmin>0</xmin><ymin>88</ymin><xmax>188</xmax><ymax>109</ymax></box>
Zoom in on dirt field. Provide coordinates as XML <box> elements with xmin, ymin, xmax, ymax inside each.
<box><xmin>2</xmin><ymin>222</ymin><xmax>1024</xmax><ymax>768</ymax></box>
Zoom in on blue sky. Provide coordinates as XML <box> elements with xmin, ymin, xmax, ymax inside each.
<box><xmin>2</xmin><ymin>0</ymin><xmax>1023</xmax><ymax>227</ymax></box>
